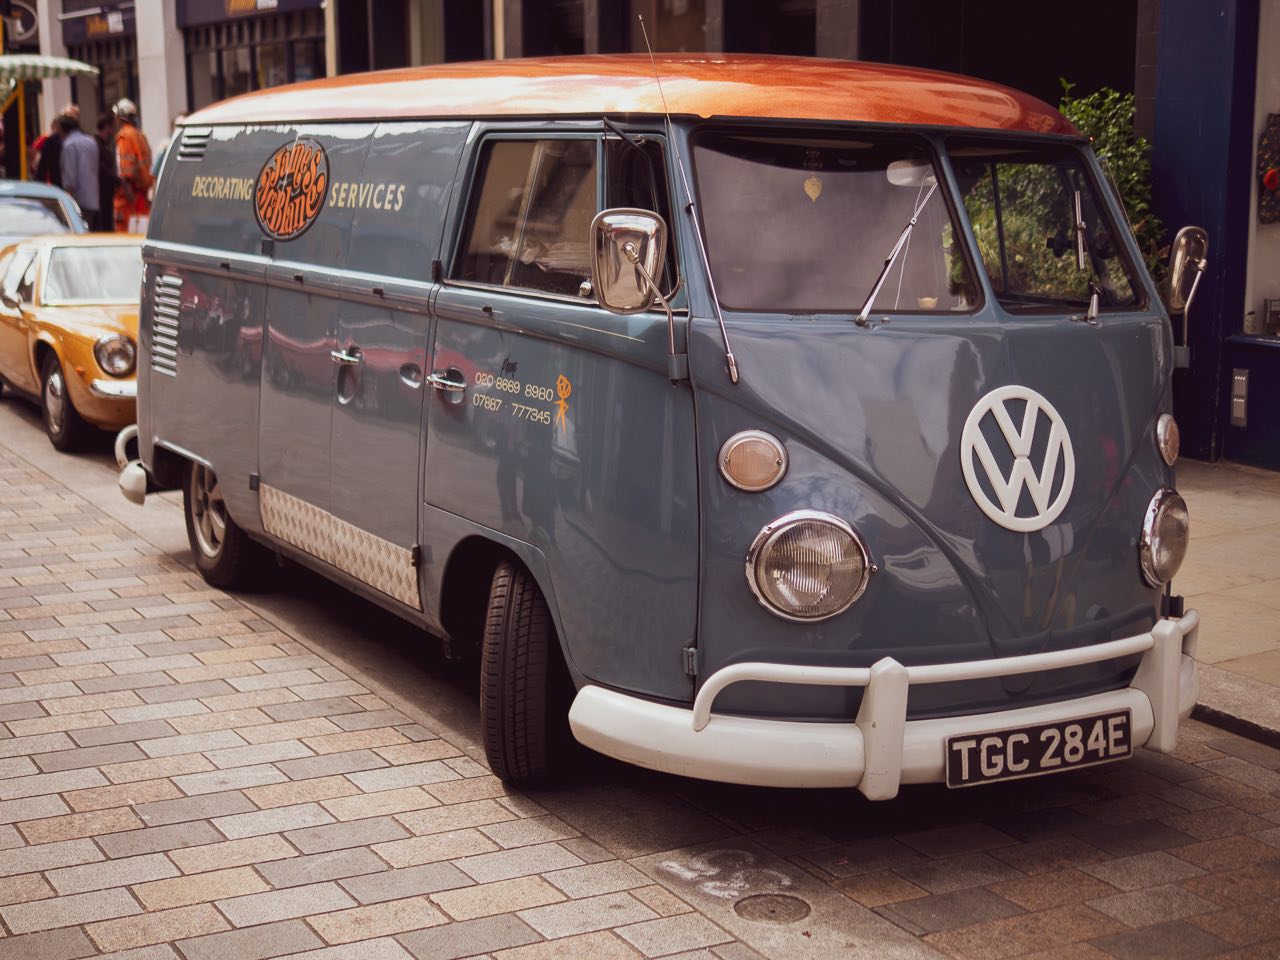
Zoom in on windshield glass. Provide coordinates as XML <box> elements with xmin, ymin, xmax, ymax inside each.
<box><xmin>0</xmin><ymin>198</ymin><xmax>70</xmax><ymax>239</ymax></box>
<box><xmin>44</xmin><ymin>246</ymin><xmax>143</xmax><ymax>304</ymax></box>
<box><xmin>693</xmin><ymin>131</ymin><xmax>977</xmax><ymax>314</ymax></box>
<box><xmin>948</xmin><ymin>141</ymin><xmax>1139</xmax><ymax>312</ymax></box>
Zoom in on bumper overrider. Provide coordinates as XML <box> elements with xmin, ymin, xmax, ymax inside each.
<box><xmin>569</xmin><ymin>610</ymin><xmax>1199</xmax><ymax>797</ymax></box>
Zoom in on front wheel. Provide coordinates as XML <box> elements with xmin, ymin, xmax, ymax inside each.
<box><xmin>41</xmin><ymin>352</ymin><xmax>89</xmax><ymax>452</ymax></box>
<box><xmin>183</xmin><ymin>461</ymin><xmax>263</xmax><ymax>589</ymax></box>
<box><xmin>480</xmin><ymin>560</ymin><xmax>571</xmax><ymax>785</ymax></box>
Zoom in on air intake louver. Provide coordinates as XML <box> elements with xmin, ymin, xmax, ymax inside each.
<box><xmin>151</xmin><ymin>274</ymin><xmax>181</xmax><ymax>377</ymax></box>
<box><xmin>176</xmin><ymin>128</ymin><xmax>211</xmax><ymax>161</ymax></box>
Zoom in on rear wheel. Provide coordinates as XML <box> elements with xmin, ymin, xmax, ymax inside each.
<box><xmin>41</xmin><ymin>352</ymin><xmax>89</xmax><ymax>452</ymax></box>
<box><xmin>480</xmin><ymin>560</ymin><xmax>571</xmax><ymax>784</ymax></box>
<box><xmin>183</xmin><ymin>461</ymin><xmax>262</xmax><ymax>589</ymax></box>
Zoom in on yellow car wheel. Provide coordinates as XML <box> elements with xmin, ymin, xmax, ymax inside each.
<box><xmin>40</xmin><ymin>353</ymin><xmax>89</xmax><ymax>453</ymax></box>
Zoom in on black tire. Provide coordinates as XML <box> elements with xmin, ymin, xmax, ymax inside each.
<box><xmin>480</xmin><ymin>560</ymin><xmax>570</xmax><ymax>784</ymax></box>
<box><xmin>183</xmin><ymin>460</ymin><xmax>263</xmax><ymax>590</ymax></box>
<box><xmin>40</xmin><ymin>352</ymin><xmax>89</xmax><ymax>452</ymax></box>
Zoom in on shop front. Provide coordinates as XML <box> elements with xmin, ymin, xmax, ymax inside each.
<box><xmin>61</xmin><ymin>0</ymin><xmax>137</xmax><ymax>134</ymax></box>
<box><xmin>177</xmin><ymin>0</ymin><xmax>325</xmax><ymax>113</ymax></box>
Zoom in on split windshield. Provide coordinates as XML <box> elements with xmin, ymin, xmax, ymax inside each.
<box><xmin>693</xmin><ymin>131</ymin><xmax>977</xmax><ymax>314</ymax></box>
<box><xmin>691</xmin><ymin>130</ymin><xmax>1141</xmax><ymax>317</ymax></box>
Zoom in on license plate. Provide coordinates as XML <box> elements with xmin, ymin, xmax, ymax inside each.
<box><xmin>945</xmin><ymin>710</ymin><xmax>1132</xmax><ymax>788</ymax></box>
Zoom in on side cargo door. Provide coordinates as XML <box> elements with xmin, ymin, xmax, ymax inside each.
<box><xmin>256</xmin><ymin>125</ymin><xmax>371</xmax><ymax>559</ymax></box>
<box><xmin>425</xmin><ymin>129</ymin><xmax>700</xmax><ymax>702</ymax></box>
<box><xmin>328</xmin><ymin>122</ymin><xmax>470</xmax><ymax>610</ymax></box>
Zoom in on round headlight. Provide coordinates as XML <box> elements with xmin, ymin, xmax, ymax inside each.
<box><xmin>94</xmin><ymin>335</ymin><xmax>135</xmax><ymax>377</ymax></box>
<box><xmin>720</xmin><ymin>430</ymin><xmax>787</xmax><ymax>492</ymax></box>
<box><xmin>1156</xmin><ymin>414</ymin><xmax>1179</xmax><ymax>466</ymax></box>
<box><xmin>1139</xmin><ymin>489</ymin><xmax>1189</xmax><ymax>586</ymax></box>
<box><xmin>747</xmin><ymin>510</ymin><xmax>871</xmax><ymax>621</ymax></box>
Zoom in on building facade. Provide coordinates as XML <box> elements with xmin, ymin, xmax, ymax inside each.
<box><xmin>29</xmin><ymin>0</ymin><xmax>1278</xmax><ymax>468</ymax></box>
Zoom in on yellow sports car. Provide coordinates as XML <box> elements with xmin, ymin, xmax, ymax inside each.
<box><xmin>0</xmin><ymin>234</ymin><xmax>144</xmax><ymax>451</ymax></box>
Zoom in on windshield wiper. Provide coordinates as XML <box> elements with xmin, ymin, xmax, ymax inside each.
<box><xmin>856</xmin><ymin>180</ymin><xmax>938</xmax><ymax>326</ymax></box>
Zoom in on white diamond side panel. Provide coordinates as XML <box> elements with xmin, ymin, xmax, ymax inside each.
<box><xmin>259</xmin><ymin>484</ymin><xmax>419</xmax><ymax>610</ymax></box>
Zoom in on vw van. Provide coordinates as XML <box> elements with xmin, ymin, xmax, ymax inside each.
<box><xmin>118</xmin><ymin>55</ymin><xmax>1201</xmax><ymax>797</ymax></box>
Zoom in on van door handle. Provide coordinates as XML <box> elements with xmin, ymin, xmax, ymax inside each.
<box><xmin>330</xmin><ymin>348</ymin><xmax>362</xmax><ymax>366</ymax></box>
<box><xmin>426</xmin><ymin>371</ymin><xmax>466</xmax><ymax>392</ymax></box>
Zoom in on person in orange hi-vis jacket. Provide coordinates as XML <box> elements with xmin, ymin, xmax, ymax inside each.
<box><xmin>112</xmin><ymin>99</ymin><xmax>153</xmax><ymax>233</ymax></box>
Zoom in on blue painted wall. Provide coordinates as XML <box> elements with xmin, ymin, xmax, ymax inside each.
<box><xmin>1152</xmin><ymin>0</ymin><xmax>1259</xmax><ymax>460</ymax></box>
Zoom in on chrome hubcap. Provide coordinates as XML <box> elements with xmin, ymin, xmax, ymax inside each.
<box><xmin>190</xmin><ymin>465</ymin><xmax>227</xmax><ymax>559</ymax></box>
<box><xmin>44</xmin><ymin>368</ymin><xmax>66</xmax><ymax>436</ymax></box>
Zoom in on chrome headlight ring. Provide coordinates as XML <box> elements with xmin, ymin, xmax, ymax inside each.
<box><xmin>746</xmin><ymin>509</ymin><xmax>873</xmax><ymax>622</ymax></box>
<box><xmin>94</xmin><ymin>334</ymin><xmax>136</xmax><ymax>377</ymax></box>
<box><xmin>1139</xmin><ymin>488</ymin><xmax>1190</xmax><ymax>587</ymax></box>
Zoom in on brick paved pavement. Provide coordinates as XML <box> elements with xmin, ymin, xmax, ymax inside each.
<box><xmin>4</xmin><ymin>413</ymin><xmax>1280</xmax><ymax>958</ymax></box>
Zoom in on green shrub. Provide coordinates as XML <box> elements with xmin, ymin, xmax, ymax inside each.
<box><xmin>1059</xmin><ymin>81</ymin><xmax>1166</xmax><ymax>280</ymax></box>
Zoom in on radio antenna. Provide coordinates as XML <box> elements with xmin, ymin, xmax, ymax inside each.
<box><xmin>638</xmin><ymin>14</ymin><xmax>739</xmax><ymax>385</ymax></box>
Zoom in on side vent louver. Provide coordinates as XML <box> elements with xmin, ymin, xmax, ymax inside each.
<box><xmin>151</xmin><ymin>274</ymin><xmax>182</xmax><ymax>377</ymax></box>
<box><xmin>176</xmin><ymin>128</ymin><xmax>212</xmax><ymax>161</ymax></box>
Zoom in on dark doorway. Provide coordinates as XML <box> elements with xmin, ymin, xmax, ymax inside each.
<box><xmin>860</xmin><ymin>0</ymin><xmax>1138</xmax><ymax>105</ymax></box>
<box><xmin>725</xmin><ymin>0</ymin><xmax>817</xmax><ymax>55</ymax></box>
<box><xmin>523</xmin><ymin>0</ymin><xmax>586</xmax><ymax>56</ymax></box>
<box><xmin>444</xmin><ymin>0</ymin><xmax>487</xmax><ymax>61</ymax></box>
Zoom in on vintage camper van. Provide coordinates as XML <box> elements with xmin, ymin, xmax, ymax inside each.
<box><xmin>118</xmin><ymin>55</ymin><xmax>1202</xmax><ymax>797</ymax></box>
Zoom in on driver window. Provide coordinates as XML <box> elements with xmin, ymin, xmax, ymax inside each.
<box><xmin>604</xmin><ymin>137</ymin><xmax>678</xmax><ymax>298</ymax></box>
<box><xmin>456</xmin><ymin>139</ymin><xmax>597</xmax><ymax>297</ymax></box>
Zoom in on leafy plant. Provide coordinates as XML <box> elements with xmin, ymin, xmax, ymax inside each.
<box><xmin>1059</xmin><ymin>81</ymin><xmax>1166</xmax><ymax>280</ymax></box>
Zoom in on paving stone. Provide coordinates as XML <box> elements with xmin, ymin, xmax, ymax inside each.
<box><xmin>134</xmin><ymin>790</ymin><xmax>256</xmax><ymax>826</ymax></box>
<box><xmin>0</xmin><ymin>767</ymin><xmax>107</xmax><ymax>801</ymax></box>
<box><xmin>517</xmin><ymin>891</ymin><xmax>657</xmax><ymax>939</ymax></box>
<box><xmin>831</xmin><ymin>871</ymin><xmax>929</xmax><ymax>909</ymax></box>
<box><xmin>323</xmin><ymin>787</ymin><xmax>437</xmax><ymax>821</ymax></box>
<box><xmin>47</xmin><ymin>853</ymin><xmax>181</xmax><ymax>895</ymax></box>
<box><xmin>275</xmin><ymin>748</ymin><xmax>388</xmax><ymax>781</ymax></box>
<box><xmin>481</xmin><ymin>815</ymin><xmax>579</xmax><ymax>849</ymax></box>
<box><xmin>0</xmin><ymin>927</ymin><xmax>98</xmax><ymax>960</ymax></box>
<box><xmin>173</xmin><ymin>763</ymin><xmax>287</xmax><ymax>796</ymax></box>
<box><xmin>893</xmin><ymin>852</ymin><xmax>1023</xmax><ymax>894</ymax></box>
<box><xmin>63</xmin><ymin>778</ymin><xmax>182</xmax><ymax>812</ymax></box>
<box><xmin>876</xmin><ymin>886</ymin><xmax>1025</xmax><ymax>936</ymax></box>
<box><xmin>98</xmin><ymin>820</ymin><xmax>224</xmax><ymax>858</ymax></box>
<box><xmin>213</xmin><ymin>802</ymin><xmax>335</xmax><ymax>839</ymax></box>
<box><xmin>347</xmin><ymin>760</ymin><xmax>458</xmax><ymax>792</ymax></box>
<box><xmin>616</xmin><ymin>915</ymin><xmax>733</xmax><ymax>957</ymax></box>
<box><xmin>1171</xmin><ymin>835</ymin><xmax>1280</xmax><ymax>872</ymax></box>
<box><xmin>286</xmin><ymin>815</ymin><xmax>410</xmax><ymax>854</ymax></box>
<box><xmin>1080</xmin><ymin>849</ymin><xmax>1208</xmax><ymax>896</ymax></box>
<box><xmin>394</xmin><ymin>798</ymin><xmax>515</xmax><ymax>837</ymax></box>
<box><xmin>923</xmin><ymin>903</ymin><xmax>1126</xmax><ymax>959</ymax></box>
<box><xmin>397</xmin><ymin>914</ymin><xmax>542</xmax><ymax>960</ymax></box>
<box><xmin>8</xmin><ymin>709</ymin><xmax>112</xmax><ymax>737</ymax></box>
<box><xmin>1088</xmin><ymin>918</ymin><xmax>1231</xmax><ymax>959</ymax></box>
<box><xmin>175</xmin><ymin>918</ymin><xmax>324</xmax><ymax>960</ymax></box>
<box><xmin>18</xmin><ymin>804</ymin><xmax>144</xmax><ymax>844</ymax></box>
<box><xmin>247</xmin><ymin>775</ymin><xmax>363</xmax><ymax>811</ymax></box>
<box><xmin>0</xmin><ymin>793</ymin><xmax>70</xmax><ymax>824</ymax></box>
<box><xmin>216</xmin><ymin>880</ymin><xmax>356</xmax><ymax>927</ymax></box>
<box><xmin>630</xmin><ymin>886</ymin><xmax>694</xmax><ymax>919</ymax></box>
<box><xmin>333</xmin><ymin>709</ymin><xmax>411</xmax><ymax>731</ymax></box>
<box><xmin>989</xmin><ymin>868</ymin><xmax>1119</xmax><ymax>911</ymax></box>
<box><xmin>301</xmin><ymin>727</ymin><xmax>408</xmax><ymax>755</ymax></box>
<box><xmin>455</xmin><ymin>841</ymin><xmax>586</xmax><ymax>884</ymax></box>
<box><xmin>169</xmin><ymin>834</ymin><xmax>299</xmax><ymax>874</ymax></box>
<box><xmin>263</xmin><ymin>697</ymin><xmax>363</xmax><ymax>722</ymax></box>
<box><xmin>240</xmin><ymin>717</ymin><xmax>342</xmax><ymax>745</ymax></box>
<box><xmin>493</xmin><ymin>931</ymin><xmax>642</xmax><ymax>960</ymax></box>
<box><xmin>306</xmin><ymin>896</ymin><xmax>447</xmax><ymax>944</ymax></box>
<box><xmin>70</xmin><ymin>720</ymin><xmax>179</xmax><ymax>748</ymax></box>
<box><xmin>137</xmin><ymin>729</ymin><xmax>245</xmax><ymax>758</ymax></box>
<box><xmin>432</xmin><ymin>875</ymin><xmax>566</xmax><ymax>922</ymax></box>
<box><xmin>374</xmin><ymin>827</ymin><xmax>498</xmax><ymax>868</ymax></box>
<box><xmin>0</xmin><ymin>837</ymin><xmax>102</xmax><ymax>877</ymax></box>
<box><xmin>373</xmin><ymin>741</ymin><xmax>460</xmax><ymax>765</ymax></box>
<box><xmin>1</xmin><ymin>886</ymin><xmax>140</xmax><ymax>933</ymax></box>
<box><xmin>78</xmin><ymin>672</ymin><xmax>175</xmax><ymax>695</ymax></box>
<box><xmin>1087</xmin><ymin>883</ymin><xmax>1219</xmax><ymax>929</ymax></box>
<box><xmin>133</xmin><ymin>866</ymin><xmax>270</xmax><ymax>910</ymax></box>
<box><xmin>169</xmin><ymin>707</ymin><xmax>272</xmax><ymax>735</ymax></box>
<box><xmin>340</xmin><ymin>861</ymin><xmax>475</xmax><ymax>904</ymax></box>
<box><xmin>280</xmin><ymin>939</ymin><xmax>413</xmax><ymax>960</ymax></box>
<box><xmin>0</xmin><ymin>872</ymin><xmax>56</xmax><ymax>907</ymax></box>
<box><xmin>544</xmin><ymin>861</ymin><xmax>652</xmax><ymax>899</ymax></box>
<box><xmin>205</xmin><ymin>740</ymin><xmax>314</xmax><ymax>769</ymax></box>
<box><xmin>257</xmin><ymin>848</ymin><xmax>389</xmax><ymax>888</ymax></box>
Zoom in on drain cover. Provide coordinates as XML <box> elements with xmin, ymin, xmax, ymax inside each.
<box><xmin>733</xmin><ymin>893</ymin><xmax>812</xmax><ymax>923</ymax></box>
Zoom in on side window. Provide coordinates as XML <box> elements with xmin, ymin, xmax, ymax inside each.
<box><xmin>456</xmin><ymin>139</ymin><xmax>597</xmax><ymax>297</ymax></box>
<box><xmin>1</xmin><ymin>252</ymin><xmax>34</xmax><ymax>304</ymax></box>
<box><xmin>604</xmin><ymin>138</ymin><xmax>678</xmax><ymax>297</ymax></box>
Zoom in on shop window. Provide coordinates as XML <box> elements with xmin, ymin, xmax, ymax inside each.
<box><xmin>457</xmin><ymin>139</ymin><xmax>597</xmax><ymax>297</ymax></box>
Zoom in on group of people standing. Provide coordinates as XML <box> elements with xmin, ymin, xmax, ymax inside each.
<box><xmin>29</xmin><ymin>98</ymin><xmax>155</xmax><ymax>234</ymax></box>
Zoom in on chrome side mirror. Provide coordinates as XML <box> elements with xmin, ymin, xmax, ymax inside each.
<box><xmin>590</xmin><ymin>208</ymin><xmax>667</xmax><ymax>315</ymax></box>
<box><xmin>1166</xmin><ymin>225</ymin><xmax>1208</xmax><ymax>314</ymax></box>
<box><xmin>1165</xmin><ymin>225</ymin><xmax>1207</xmax><ymax>370</ymax></box>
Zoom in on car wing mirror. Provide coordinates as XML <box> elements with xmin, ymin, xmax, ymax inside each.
<box><xmin>1165</xmin><ymin>225</ymin><xmax>1208</xmax><ymax>369</ymax></box>
<box><xmin>590</xmin><ymin>208</ymin><xmax>667</xmax><ymax>315</ymax></box>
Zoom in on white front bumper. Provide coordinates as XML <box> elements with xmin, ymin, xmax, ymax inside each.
<box><xmin>569</xmin><ymin>610</ymin><xmax>1199</xmax><ymax>798</ymax></box>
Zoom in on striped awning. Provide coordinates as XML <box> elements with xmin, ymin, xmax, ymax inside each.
<box><xmin>0</xmin><ymin>55</ymin><xmax>99</xmax><ymax>82</ymax></box>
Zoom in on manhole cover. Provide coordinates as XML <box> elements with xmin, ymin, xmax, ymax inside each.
<box><xmin>733</xmin><ymin>893</ymin><xmax>812</xmax><ymax>923</ymax></box>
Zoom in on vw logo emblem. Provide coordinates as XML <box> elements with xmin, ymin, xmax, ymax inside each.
<box><xmin>960</xmin><ymin>385</ymin><xmax>1075</xmax><ymax>532</ymax></box>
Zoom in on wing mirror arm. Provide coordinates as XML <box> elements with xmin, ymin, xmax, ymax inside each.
<box><xmin>622</xmin><ymin>240</ymin><xmax>684</xmax><ymax>382</ymax></box>
<box><xmin>1165</xmin><ymin>226</ymin><xmax>1209</xmax><ymax>370</ymax></box>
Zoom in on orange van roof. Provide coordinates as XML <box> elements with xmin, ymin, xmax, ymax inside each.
<box><xmin>186</xmin><ymin>54</ymin><xmax>1076</xmax><ymax>135</ymax></box>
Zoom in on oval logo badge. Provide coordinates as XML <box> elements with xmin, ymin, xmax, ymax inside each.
<box><xmin>254</xmin><ymin>138</ymin><xmax>329</xmax><ymax>242</ymax></box>
<box><xmin>960</xmin><ymin>385</ymin><xmax>1075</xmax><ymax>533</ymax></box>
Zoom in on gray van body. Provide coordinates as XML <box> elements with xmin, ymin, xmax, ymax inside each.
<box><xmin>132</xmin><ymin>60</ymin><xmax>1196</xmax><ymax>793</ymax></box>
